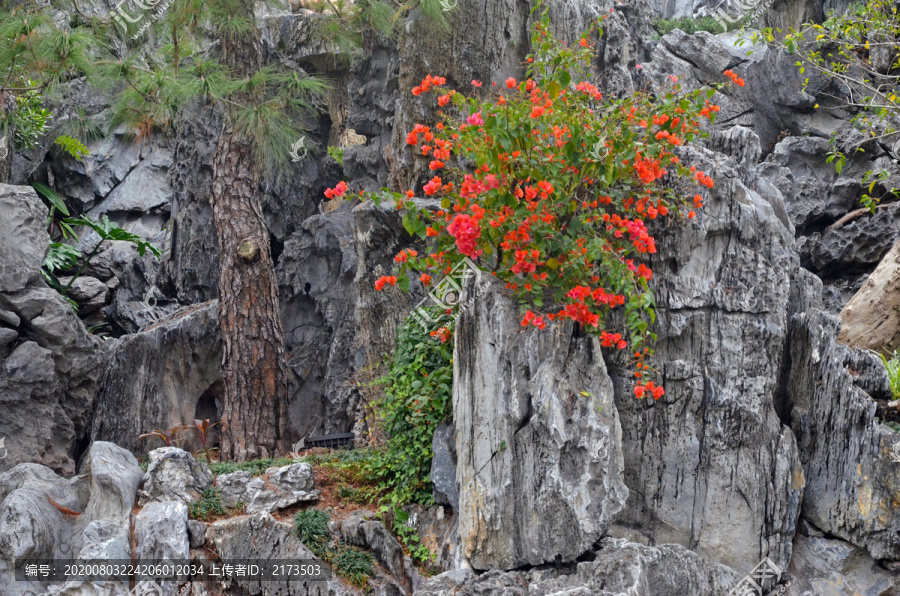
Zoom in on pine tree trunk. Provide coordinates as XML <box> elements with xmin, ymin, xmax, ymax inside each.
<box><xmin>209</xmin><ymin>128</ymin><xmax>287</xmax><ymax>461</ymax></box>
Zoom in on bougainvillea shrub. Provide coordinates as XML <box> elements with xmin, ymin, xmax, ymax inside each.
<box><xmin>326</xmin><ymin>6</ymin><xmax>736</xmax><ymax>399</ymax></box>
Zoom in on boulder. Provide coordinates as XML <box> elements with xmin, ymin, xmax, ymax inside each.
<box><xmin>0</xmin><ymin>184</ymin><xmax>101</xmax><ymax>475</ymax></box>
<box><xmin>57</xmin><ymin>276</ymin><xmax>110</xmax><ymax>315</ymax></box>
<box><xmin>429</xmin><ymin>423</ymin><xmax>458</xmax><ymax>510</ymax></box>
<box><xmin>838</xmin><ymin>238</ymin><xmax>900</xmax><ymax>354</ymax></box>
<box><xmin>206</xmin><ymin>513</ymin><xmax>354</xmax><ymax>596</ymax></box>
<box><xmin>216</xmin><ymin>463</ymin><xmax>319</xmax><ymax>514</ymax></box>
<box><xmin>0</xmin><ymin>442</ymin><xmax>143</xmax><ymax>596</ymax></box>
<box><xmin>454</xmin><ymin>274</ymin><xmax>628</xmax><ymax>570</ymax></box>
<box><xmin>0</xmin><ymin>185</ymin><xmax>48</xmax><ymax>293</ymax></box>
<box><xmin>785</xmin><ymin>529</ymin><xmax>900</xmax><ymax>595</ymax></box>
<box><xmin>340</xmin><ymin>509</ymin><xmax>423</xmax><ymax>593</ymax></box>
<box><xmin>91</xmin><ymin>301</ymin><xmax>221</xmax><ymax>456</ymax></box>
<box><xmin>138</xmin><ymin>447</ymin><xmax>214</xmax><ymax>505</ymax></box>
<box><xmin>413</xmin><ymin>539</ymin><xmax>739</xmax><ymax>595</ymax></box>
<box><xmin>133</xmin><ymin>500</ymin><xmax>190</xmax><ymax>561</ymax></box>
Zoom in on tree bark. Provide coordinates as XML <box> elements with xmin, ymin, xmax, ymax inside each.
<box><xmin>209</xmin><ymin>128</ymin><xmax>287</xmax><ymax>461</ymax></box>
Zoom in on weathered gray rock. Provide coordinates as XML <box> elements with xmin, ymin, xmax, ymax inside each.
<box><xmin>454</xmin><ymin>274</ymin><xmax>627</xmax><ymax>571</ymax></box>
<box><xmin>0</xmin><ymin>442</ymin><xmax>143</xmax><ymax>596</ymax></box>
<box><xmin>785</xmin><ymin>528</ymin><xmax>900</xmax><ymax>595</ymax></box>
<box><xmin>429</xmin><ymin>423</ymin><xmax>458</xmax><ymax>510</ymax></box>
<box><xmin>91</xmin><ymin>301</ymin><xmax>222</xmax><ymax>456</ymax></box>
<box><xmin>187</xmin><ymin>520</ymin><xmax>207</xmax><ymax>549</ymax></box>
<box><xmin>138</xmin><ymin>447</ymin><xmax>214</xmax><ymax>505</ymax></box>
<box><xmin>134</xmin><ymin>500</ymin><xmax>190</xmax><ymax>561</ymax></box>
<box><xmin>340</xmin><ymin>509</ymin><xmax>423</xmax><ymax>593</ymax></box>
<box><xmin>217</xmin><ymin>463</ymin><xmax>319</xmax><ymax>514</ymax></box>
<box><xmin>0</xmin><ymin>185</ymin><xmax>48</xmax><ymax>293</ymax></box>
<box><xmin>0</xmin><ymin>185</ymin><xmax>101</xmax><ymax>475</ymax></box>
<box><xmin>57</xmin><ymin>275</ymin><xmax>110</xmax><ymax>315</ymax></box>
<box><xmin>611</xmin><ymin>146</ymin><xmax>804</xmax><ymax>573</ymax></box>
<box><xmin>206</xmin><ymin>513</ymin><xmax>354</xmax><ymax>596</ymax></box>
<box><xmin>838</xmin><ymin>238</ymin><xmax>900</xmax><ymax>354</ymax></box>
<box><xmin>787</xmin><ymin>307</ymin><xmax>900</xmax><ymax>561</ymax></box>
<box><xmin>413</xmin><ymin>539</ymin><xmax>739</xmax><ymax>595</ymax></box>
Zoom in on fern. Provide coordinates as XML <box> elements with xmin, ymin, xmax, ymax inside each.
<box><xmin>54</xmin><ymin>134</ymin><xmax>90</xmax><ymax>161</ymax></box>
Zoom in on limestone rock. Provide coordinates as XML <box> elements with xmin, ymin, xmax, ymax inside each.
<box><xmin>91</xmin><ymin>301</ymin><xmax>221</xmax><ymax>456</ymax></box>
<box><xmin>206</xmin><ymin>513</ymin><xmax>354</xmax><ymax>596</ymax></box>
<box><xmin>0</xmin><ymin>184</ymin><xmax>101</xmax><ymax>475</ymax></box>
<box><xmin>138</xmin><ymin>447</ymin><xmax>214</xmax><ymax>505</ymax></box>
<box><xmin>217</xmin><ymin>463</ymin><xmax>318</xmax><ymax>514</ymax></box>
<box><xmin>0</xmin><ymin>442</ymin><xmax>143</xmax><ymax>596</ymax></box>
<box><xmin>454</xmin><ymin>274</ymin><xmax>627</xmax><ymax>571</ymax></box>
<box><xmin>429</xmin><ymin>423</ymin><xmax>458</xmax><ymax>510</ymax></box>
<box><xmin>838</xmin><ymin>238</ymin><xmax>900</xmax><ymax>354</ymax></box>
<box><xmin>610</xmin><ymin>146</ymin><xmax>805</xmax><ymax>573</ymax></box>
<box><xmin>785</xmin><ymin>529</ymin><xmax>900</xmax><ymax>595</ymax></box>
<box><xmin>787</xmin><ymin>308</ymin><xmax>900</xmax><ymax>561</ymax></box>
<box><xmin>0</xmin><ymin>185</ymin><xmax>48</xmax><ymax>293</ymax></box>
<box><xmin>340</xmin><ymin>509</ymin><xmax>423</xmax><ymax>593</ymax></box>
<box><xmin>413</xmin><ymin>539</ymin><xmax>739</xmax><ymax>595</ymax></box>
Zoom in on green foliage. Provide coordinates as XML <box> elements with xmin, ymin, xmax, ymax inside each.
<box><xmin>365</xmin><ymin>5</ymin><xmax>724</xmax><ymax>397</ymax></box>
<box><xmin>653</xmin><ymin>16</ymin><xmax>735</xmax><ymax>35</ymax></box>
<box><xmin>327</xmin><ymin>145</ymin><xmax>345</xmax><ymax>165</ymax></box>
<box><xmin>206</xmin><ymin>457</ymin><xmax>294</xmax><ymax>476</ymax></box>
<box><xmin>188</xmin><ymin>488</ymin><xmax>242</xmax><ymax>521</ymax></box>
<box><xmin>293</xmin><ymin>508</ymin><xmax>331</xmax><ymax>557</ymax></box>
<box><xmin>293</xmin><ymin>509</ymin><xmax>375</xmax><ymax>587</ymax></box>
<box><xmin>362</xmin><ymin>313</ymin><xmax>453</xmax><ymax>506</ymax></box>
<box><xmin>335</xmin><ymin>484</ymin><xmax>380</xmax><ymax>504</ymax></box>
<box><xmin>877</xmin><ymin>350</ymin><xmax>900</xmax><ymax>400</ymax></box>
<box><xmin>385</xmin><ymin>507</ymin><xmax>434</xmax><ymax>566</ymax></box>
<box><xmin>11</xmin><ymin>83</ymin><xmax>52</xmax><ymax>150</ymax></box>
<box><xmin>329</xmin><ymin>545</ymin><xmax>375</xmax><ymax>588</ymax></box>
<box><xmin>751</xmin><ymin>0</ymin><xmax>900</xmax><ymax>209</ymax></box>
<box><xmin>53</xmin><ymin>134</ymin><xmax>90</xmax><ymax>160</ymax></box>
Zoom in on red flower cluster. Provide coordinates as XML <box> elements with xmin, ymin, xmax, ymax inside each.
<box><xmin>394</xmin><ymin>249</ymin><xmax>418</xmax><ymax>263</ymax></box>
<box><xmin>521</xmin><ymin>310</ymin><xmax>547</xmax><ymax>329</ymax></box>
<box><xmin>723</xmin><ymin>69</ymin><xmax>745</xmax><ymax>87</ymax></box>
<box><xmin>374</xmin><ymin>276</ymin><xmax>397</xmax><ymax>291</ymax></box>
<box><xmin>575</xmin><ymin>81</ymin><xmax>602</xmax><ymax>101</ymax></box>
<box><xmin>447</xmin><ymin>214</ymin><xmax>482</xmax><ymax>257</ymax></box>
<box><xmin>634</xmin><ymin>380</ymin><xmax>665</xmax><ymax>399</ymax></box>
<box><xmin>600</xmin><ymin>331</ymin><xmax>627</xmax><ymax>349</ymax></box>
<box><xmin>324</xmin><ymin>181</ymin><xmax>347</xmax><ymax>199</ymax></box>
<box><xmin>412</xmin><ymin>74</ymin><xmax>447</xmax><ymax>96</ymax></box>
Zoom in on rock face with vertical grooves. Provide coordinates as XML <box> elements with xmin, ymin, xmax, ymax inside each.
<box><xmin>787</xmin><ymin>306</ymin><xmax>900</xmax><ymax>561</ymax></box>
<box><xmin>454</xmin><ymin>274</ymin><xmax>628</xmax><ymax>571</ymax></box>
<box><xmin>0</xmin><ymin>184</ymin><xmax>102</xmax><ymax>475</ymax></box>
<box><xmin>610</xmin><ymin>145</ymin><xmax>805</xmax><ymax>573</ymax></box>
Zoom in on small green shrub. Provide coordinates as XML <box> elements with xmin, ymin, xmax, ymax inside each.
<box><xmin>293</xmin><ymin>509</ymin><xmax>375</xmax><ymax>587</ymax></box>
<box><xmin>206</xmin><ymin>457</ymin><xmax>294</xmax><ymax>476</ymax></box>
<box><xmin>329</xmin><ymin>545</ymin><xmax>374</xmax><ymax>588</ymax></box>
<box><xmin>11</xmin><ymin>82</ymin><xmax>51</xmax><ymax>150</ymax></box>
<box><xmin>293</xmin><ymin>509</ymin><xmax>331</xmax><ymax>557</ymax></box>
<box><xmin>188</xmin><ymin>489</ymin><xmax>232</xmax><ymax>521</ymax></box>
<box><xmin>877</xmin><ymin>350</ymin><xmax>900</xmax><ymax>400</ymax></box>
<box><xmin>387</xmin><ymin>507</ymin><xmax>434</xmax><ymax>566</ymax></box>
<box><xmin>362</xmin><ymin>313</ymin><xmax>453</xmax><ymax>506</ymax></box>
<box><xmin>653</xmin><ymin>16</ymin><xmax>737</xmax><ymax>35</ymax></box>
<box><xmin>335</xmin><ymin>485</ymin><xmax>379</xmax><ymax>504</ymax></box>
<box><xmin>327</xmin><ymin>145</ymin><xmax>344</xmax><ymax>165</ymax></box>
